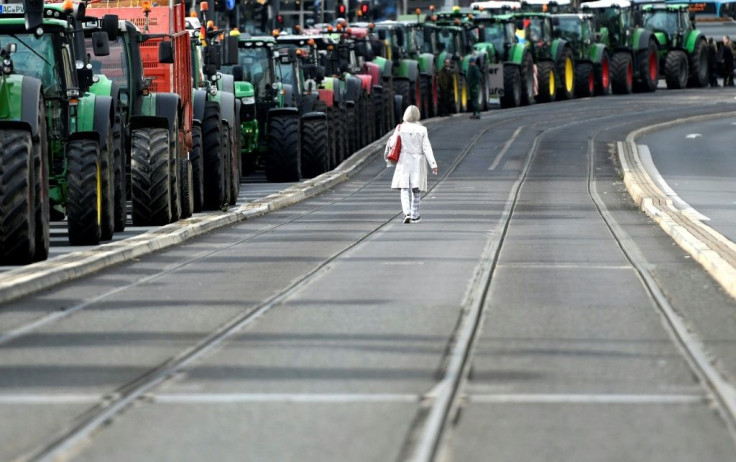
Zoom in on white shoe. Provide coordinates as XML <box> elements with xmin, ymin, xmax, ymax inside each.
<box><xmin>411</xmin><ymin>216</ymin><xmax>422</xmax><ymax>223</ymax></box>
<box><xmin>403</xmin><ymin>215</ymin><xmax>411</xmax><ymax>224</ymax></box>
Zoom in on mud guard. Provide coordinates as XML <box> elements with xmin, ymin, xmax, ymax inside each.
<box><xmin>345</xmin><ymin>76</ymin><xmax>362</xmax><ymax>103</ymax></box>
<box><xmin>301</xmin><ymin>111</ymin><xmax>327</xmax><ymax>122</ymax></box>
<box><xmin>92</xmin><ymin>95</ymin><xmax>114</xmax><ymax>145</ymax></box>
<box><xmin>636</xmin><ymin>29</ymin><xmax>655</xmax><ymax>52</ymax></box>
<box><xmin>218</xmin><ymin>91</ymin><xmax>236</xmax><ymax>131</ymax></box>
<box><xmin>193</xmin><ymin>89</ymin><xmax>207</xmax><ymax>124</ymax></box>
<box><xmin>18</xmin><ymin>76</ymin><xmax>42</xmax><ymax>138</ymax></box>
<box><xmin>219</xmin><ymin>73</ymin><xmax>235</xmax><ymax>95</ymax></box>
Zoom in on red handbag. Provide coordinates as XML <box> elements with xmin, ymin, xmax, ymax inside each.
<box><xmin>386</xmin><ymin>124</ymin><xmax>402</xmax><ymax>164</ymax></box>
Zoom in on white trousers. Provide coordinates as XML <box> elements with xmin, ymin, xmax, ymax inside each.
<box><xmin>401</xmin><ymin>188</ymin><xmax>421</xmax><ymax>219</ymax></box>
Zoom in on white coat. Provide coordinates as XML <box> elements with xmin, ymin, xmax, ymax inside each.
<box><xmin>384</xmin><ymin>122</ymin><xmax>437</xmax><ymax>191</ymax></box>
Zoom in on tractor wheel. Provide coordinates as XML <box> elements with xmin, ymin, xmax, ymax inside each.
<box><xmin>33</xmin><ymin>96</ymin><xmax>49</xmax><ymax>262</ymax></box>
<box><xmin>611</xmin><ymin>51</ymin><xmax>634</xmax><ymax>94</ymax></box>
<box><xmin>222</xmin><ymin>124</ymin><xmax>232</xmax><ymax>207</ymax></box>
<box><xmin>266</xmin><ymin>114</ymin><xmax>300</xmax><ymax>183</ymax></box>
<box><xmin>112</xmin><ymin>105</ymin><xmax>126</xmax><ymax>233</ymax></box>
<box><xmin>520</xmin><ymin>51</ymin><xmax>535</xmax><ymax>106</ymax></box>
<box><xmin>688</xmin><ymin>38</ymin><xmax>709</xmax><ymax>88</ymax></box>
<box><xmin>67</xmin><ymin>138</ymin><xmax>103</xmax><ymax>245</ymax></box>
<box><xmin>419</xmin><ymin>76</ymin><xmax>430</xmax><ymax>119</ymax></box>
<box><xmin>130</xmin><ymin>128</ymin><xmax>171</xmax><ymax>226</ymax></box>
<box><xmin>394</xmin><ymin>79</ymin><xmax>411</xmax><ymax>115</ymax></box>
<box><xmin>556</xmin><ymin>47</ymin><xmax>575</xmax><ymax>100</ymax></box>
<box><xmin>202</xmin><ymin>101</ymin><xmax>226</xmax><ymax>210</ymax></box>
<box><xmin>179</xmin><ymin>158</ymin><xmax>193</xmax><ymax>219</ymax></box>
<box><xmin>665</xmin><ymin>50</ymin><xmax>688</xmax><ymax>89</ymax></box>
<box><xmin>412</xmin><ymin>78</ymin><xmax>423</xmax><ymax>116</ymax></box>
<box><xmin>168</xmin><ymin>115</ymin><xmax>181</xmax><ymax>223</ymax></box>
<box><xmin>0</xmin><ymin>130</ymin><xmax>35</xmax><ymax>264</ymax></box>
<box><xmin>574</xmin><ymin>62</ymin><xmax>595</xmax><ymax>98</ymax></box>
<box><xmin>99</xmin><ymin>123</ymin><xmax>115</xmax><ymax>241</ymax></box>
<box><xmin>190</xmin><ymin>125</ymin><xmax>204</xmax><ymax>212</ymax></box>
<box><xmin>301</xmin><ymin>117</ymin><xmax>329</xmax><ymax>178</ymax></box>
<box><xmin>595</xmin><ymin>51</ymin><xmax>611</xmax><ymax>95</ymax></box>
<box><xmin>373</xmin><ymin>90</ymin><xmax>384</xmax><ymax>140</ymax></box>
<box><xmin>636</xmin><ymin>39</ymin><xmax>659</xmax><ymax>93</ymax></box>
<box><xmin>423</xmin><ymin>75</ymin><xmax>437</xmax><ymax>117</ymax></box>
<box><xmin>458</xmin><ymin>75</ymin><xmax>469</xmax><ymax>112</ymax></box>
<box><xmin>536</xmin><ymin>61</ymin><xmax>556</xmax><ymax>103</ymax></box>
<box><xmin>501</xmin><ymin>64</ymin><xmax>521</xmax><ymax>108</ymax></box>
<box><xmin>383</xmin><ymin>81</ymin><xmax>394</xmax><ymax>129</ymax></box>
<box><xmin>347</xmin><ymin>104</ymin><xmax>358</xmax><ymax>157</ymax></box>
<box><xmin>314</xmin><ymin>100</ymin><xmax>335</xmax><ymax>169</ymax></box>
<box><xmin>231</xmin><ymin>111</ymin><xmax>241</xmax><ymax>206</ymax></box>
<box><xmin>337</xmin><ymin>105</ymin><xmax>348</xmax><ymax>164</ymax></box>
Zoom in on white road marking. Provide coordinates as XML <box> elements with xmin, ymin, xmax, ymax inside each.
<box><xmin>0</xmin><ymin>394</ymin><xmax>106</xmax><ymax>404</ymax></box>
<box><xmin>153</xmin><ymin>393</ymin><xmax>420</xmax><ymax>404</ymax></box>
<box><xmin>685</xmin><ymin>133</ymin><xmax>702</xmax><ymax>139</ymax></box>
<box><xmin>469</xmin><ymin>393</ymin><xmax>705</xmax><ymax>404</ymax></box>
<box><xmin>489</xmin><ymin>126</ymin><xmax>524</xmax><ymax>171</ymax></box>
<box><xmin>637</xmin><ymin>145</ymin><xmax>710</xmax><ymax>221</ymax></box>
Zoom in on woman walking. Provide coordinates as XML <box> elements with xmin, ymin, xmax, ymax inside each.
<box><xmin>384</xmin><ymin>105</ymin><xmax>438</xmax><ymax>223</ymax></box>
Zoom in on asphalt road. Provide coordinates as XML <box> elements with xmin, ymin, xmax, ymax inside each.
<box><xmin>640</xmin><ymin>116</ymin><xmax>736</xmax><ymax>242</ymax></box>
<box><xmin>3</xmin><ymin>88</ymin><xmax>736</xmax><ymax>462</ymax></box>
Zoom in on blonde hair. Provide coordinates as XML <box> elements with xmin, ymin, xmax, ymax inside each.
<box><xmin>402</xmin><ymin>105</ymin><xmax>421</xmax><ymax>123</ymax></box>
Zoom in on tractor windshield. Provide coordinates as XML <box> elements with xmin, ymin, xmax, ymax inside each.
<box><xmin>642</xmin><ymin>10</ymin><xmax>678</xmax><ymax>35</ymax></box>
<box><xmin>554</xmin><ymin>17</ymin><xmax>582</xmax><ymax>42</ymax></box>
<box><xmin>483</xmin><ymin>22</ymin><xmax>510</xmax><ymax>56</ymax></box>
<box><xmin>437</xmin><ymin>29</ymin><xmax>457</xmax><ymax>54</ymax></box>
<box><xmin>6</xmin><ymin>33</ymin><xmax>61</xmax><ymax>98</ymax></box>
<box><xmin>228</xmin><ymin>46</ymin><xmax>273</xmax><ymax>99</ymax></box>
<box><xmin>86</xmin><ymin>35</ymin><xmax>128</xmax><ymax>88</ymax></box>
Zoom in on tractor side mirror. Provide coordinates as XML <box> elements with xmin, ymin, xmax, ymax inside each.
<box><xmin>205</xmin><ymin>44</ymin><xmax>221</xmax><ymax>70</ymax></box>
<box><xmin>158</xmin><ymin>41</ymin><xmax>174</xmax><ymax>64</ymax></box>
<box><xmin>5</xmin><ymin>43</ymin><xmax>16</xmax><ymax>55</ymax></box>
<box><xmin>101</xmin><ymin>14</ymin><xmax>119</xmax><ymax>41</ymax></box>
<box><xmin>232</xmin><ymin>65</ymin><xmax>244</xmax><ymax>81</ymax></box>
<box><xmin>222</xmin><ymin>35</ymin><xmax>239</xmax><ymax>66</ymax></box>
<box><xmin>23</xmin><ymin>0</ymin><xmax>44</xmax><ymax>31</ymax></box>
<box><xmin>91</xmin><ymin>31</ymin><xmax>110</xmax><ymax>57</ymax></box>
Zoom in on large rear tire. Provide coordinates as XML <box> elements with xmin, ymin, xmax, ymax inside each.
<box><xmin>168</xmin><ymin>115</ymin><xmax>181</xmax><ymax>223</ymax></box>
<box><xmin>202</xmin><ymin>101</ymin><xmax>226</xmax><ymax>210</ymax></box>
<box><xmin>665</xmin><ymin>50</ymin><xmax>688</xmax><ymax>89</ymax></box>
<box><xmin>611</xmin><ymin>51</ymin><xmax>634</xmax><ymax>94</ymax></box>
<box><xmin>67</xmin><ymin>138</ymin><xmax>103</xmax><ymax>244</ymax></box>
<box><xmin>99</xmin><ymin>122</ymin><xmax>115</xmax><ymax>241</ymax></box>
<box><xmin>112</xmin><ymin>105</ymin><xmax>126</xmax><ymax>232</ymax></box>
<box><xmin>130</xmin><ymin>128</ymin><xmax>171</xmax><ymax>226</ymax></box>
<box><xmin>520</xmin><ymin>51</ymin><xmax>535</xmax><ymax>106</ymax></box>
<box><xmin>266</xmin><ymin>114</ymin><xmax>300</xmax><ymax>183</ymax></box>
<box><xmin>536</xmin><ymin>61</ymin><xmax>556</xmax><ymax>103</ymax></box>
<box><xmin>190</xmin><ymin>125</ymin><xmax>204</xmax><ymax>212</ymax></box>
<box><xmin>635</xmin><ymin>39</ymin><xmax>659</xmax><ymax>92</ymax></box>
<box><xmin>301</xmin><ymin>116</ymin><xmax>329</xmax><ymax>178</ymax></box>
<box><xmin>595</xmin><ymin>51</ymin><xmax>611</xmax><ymax>95</ymax></box>
<box><xmin>501</xmin><ymin>64</ymin><xmax>521</xmax><ymax>108</ymax></box>
<box><xmin>222</xmin><ymin>124</ymin><xmax>232</xmax><ymax>207</ymax></box>
<box><xmin>0</xmin><ymin>130</ymin><xmax>35</xmax><ymax>264</ymax></box>
<box><xmin>33</xmin><ymin>97</ymin><xmax>49</xmax><ymax>262</ymax></box>
<box><xmin>556</xmin><ymin>47</ymin><xmax>575</xmax><ymax>100</ymax></box>
<box><xmin>394</xmin><ymin>79</ymin><xmax>411</xmax><ymax>115</ymax></box>
<box><xmin>179</xmin><ymin>158</ymin><xmax>193</xmax><ymax>219</ymax></box>
<box><xmin>688</xmin><ymin>38</ymin><xmax>709</xmax><ymax>88</ymax></box>
<box><xmin>574</xmin><ymin>62</ymin><xmax>595</xmax><ymax>98</ymax></box>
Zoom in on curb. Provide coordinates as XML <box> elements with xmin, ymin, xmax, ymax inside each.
<box><xmin>0</xmin><ymin>115</ymin><xmax>454</xmax><ymax>304</ymax></box>
<box><xmin>618</xmin><ymin>112</ymin><xmax>736</xmax><ymax>299</ymax></box>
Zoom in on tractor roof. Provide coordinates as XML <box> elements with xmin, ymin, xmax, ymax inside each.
<box><xmin>471</xmin><ymin>1</ymin><xmax>523</xmax><ymax>11</ymax></box>
<box><xmin>580</xmin><ymin>0</ymin><xmax>631</xmax><ymax>8</ymax></box>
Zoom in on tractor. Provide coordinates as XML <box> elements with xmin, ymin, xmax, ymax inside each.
<box><xmin>582</xmin><ymin>0</ymin><xmax>659</xmax><ymax>94</ymax></box>
<box><xmin>636</xmin><ymin>1</ymin><xmax>708</xmax><ymax>88</ymax></box>
<box><xmin>0</xmin><ymin>0</ymin><xmax>117</xmax><ymax>264</ymax></box>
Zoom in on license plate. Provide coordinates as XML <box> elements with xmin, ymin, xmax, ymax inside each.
<box><xmin>0</xmin><ymin>4</ymin><xmax>25</xmax><ymax>14</ymax></box>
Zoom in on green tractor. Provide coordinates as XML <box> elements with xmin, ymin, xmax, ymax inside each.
<box><xmin>550</xmin><ymin>13</ymin><xmax>612</xmax><ymax>97</ymax></box>
<box><xmin>510</xmin><ymin>12</ymin><xmax>573</xmax><ymax>102</ymax></box>
<box><xmin>0</xmin><ymin>0</ymin><xmax>117</xmax><ymax>264</ymax></box>
<box><xmin>222</xmin><ymin>36</ymin><xmax>303</xmax><ymax>182</ymax></box>
<box><xmin>637</xmin><ymin>2</ymin><xmax>708</xmax><ymax>88</ymax></box>
<box><xmin>373</xmin><ymin>21</ymin><xmax>427</xmax><ymax>116</ymax></box>
<box><xmin>395</xmin><ymin>17</ymin><xmax>440</xmax><ymax>117</ymax></box>
<box><xmin>581</xmin><ymin>0</ymin><xmax>659</xmax><ymax>94</ymax></box>
<box><xmin>471</xmin><ymin>11</ymin><xmax>536</xmax><ymax>107</ymax></box>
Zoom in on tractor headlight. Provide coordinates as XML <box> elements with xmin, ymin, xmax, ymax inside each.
<box><xmin>3</xmin><ymin>59</ymin><xmax>11</xmax><ymax>67</ymax></box>
<box><xmin>2</xmin><ymin>66</ymin><xmax>11</xmax><ymax>75</ymax></box>
<box><xmin>241</xmin><ymin>96</ymin><xmax>255</xmax><ymax>105</ymax></box>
